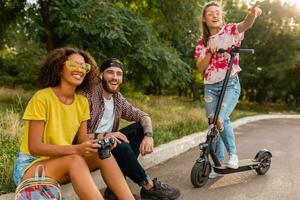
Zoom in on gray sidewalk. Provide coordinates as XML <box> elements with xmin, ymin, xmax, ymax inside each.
<box><xmin>2</xmin><ymin>114</ymin><xmax>300</xmax><ymax>200</ymax></box>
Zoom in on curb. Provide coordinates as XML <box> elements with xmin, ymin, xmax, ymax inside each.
<box><xmin>2</xmin><ymin>114</ymin><xmax>300</xmax><ymax>199</ymax></box>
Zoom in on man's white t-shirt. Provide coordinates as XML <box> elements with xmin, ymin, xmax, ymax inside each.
<box><xmin>95</xmin><ymin>97</ymin><xmax>115</xmax><ymax>134</ymax></box>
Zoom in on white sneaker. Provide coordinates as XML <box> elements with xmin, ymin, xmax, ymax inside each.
<box><xmin>227</xmin><ymin>153</ymin><xmax>239</xmax><ymax>169</ymax></box>
<box><xmin>209</xmin><ymin>168</ymin><xmax>224</xmax><ymax>179</ymax></box>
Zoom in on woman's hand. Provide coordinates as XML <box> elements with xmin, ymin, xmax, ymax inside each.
<box><xmin>248</xmin><ymin>4</ymin><xmax>262</xmax><ymax>18</ymax></box>
<box><xmin>197</xmin><ymin>45</ymin><xmax>217</xmax><ymax>73</ymax></box>
<box><xmin>238</xmin><ymin>2</ymin><xmax>262</xmax><ymax>33</ymax></box>
<box><xmin>209</xmin><ymin>45</ymin><xmax>218</xmax><ymax>55</ymax></box>
<box><xmin>77</xmin><ymin>139</ymin><xmax>100</xmax><ymax>157</ymax></box>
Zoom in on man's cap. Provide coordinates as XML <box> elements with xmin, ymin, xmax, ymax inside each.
<box><xmin>100</xmin><ymin>58</ymin><xmax>124</xmax><ymax>72</ymax></box>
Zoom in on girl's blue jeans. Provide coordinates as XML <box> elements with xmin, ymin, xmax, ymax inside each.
<box><xmin>204</xmin><ymin>76</ymin><xmax>241</xmax><ymax>161</ymax></box>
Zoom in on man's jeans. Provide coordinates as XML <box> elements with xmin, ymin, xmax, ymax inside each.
<box><xmin>204</xmin><ymin>76</ymin><xmax>241</xmax><ymax>161</ymax></box>
<box><xmin>112</xmin><ymin>122</ymin><xmax>148</xmax><ymax>186</ymax></box>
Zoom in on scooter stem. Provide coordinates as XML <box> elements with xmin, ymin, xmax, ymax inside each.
<box><xmin>212</xmin><ymin>52</ymin><xmax>236</xmax><ymax>126</ymax></box>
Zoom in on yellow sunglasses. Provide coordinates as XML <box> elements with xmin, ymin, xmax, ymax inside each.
<box><xmin>64</xmin><ymin>60</ymin><xmax>91</xmax><ymax>73</ymax></box>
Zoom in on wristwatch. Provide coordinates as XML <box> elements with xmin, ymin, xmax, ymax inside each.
<box><xmin>144</xmin><ymin>132</ymin><xmax>153</xmax><ymax>137</ymax></box>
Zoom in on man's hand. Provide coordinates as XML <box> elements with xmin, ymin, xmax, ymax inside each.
<box><xmin>98</xmin><ymin>131</ymin><xmax>129</xmax><ymax>144</ymax></box>
<box><xmin>139</xmin><ymin>136</ymin><xmax>154</xmax><ymax>156</ymax></box>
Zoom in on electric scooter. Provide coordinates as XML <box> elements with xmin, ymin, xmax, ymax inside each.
<box><xmin>190</xmin><ymin>45</ymin><xmax>272</xmax><ymax>188</ymax></box>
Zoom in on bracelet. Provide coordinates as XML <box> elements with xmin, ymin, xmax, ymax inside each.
<box><xmin>144</xmin><ymin>132</ymin><xmax>153</xmax><ymax>137</ymax></box>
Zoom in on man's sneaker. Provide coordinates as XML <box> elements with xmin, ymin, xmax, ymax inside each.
<box><xmin>104</xmin><ymin>187</ymin><xmax>117</xmax><ymax>200</ymax></box>
<box><xmin>209</xmin><ymin>168</ymin><xmax>224</xmax><ymax>179</ymax></box>
<box><xmin>104</xmin><ymin>187</ymin><xmax>141</xmax><ymax>200</ymax></box>
<box><xmin>140</xmin><ymin>178</ymin><xmax>180</xmax><ymax>200</ymax></box>
<box><xmin>227</xmin><ymin>153</ymin><xmax>239</xmax><ymax>169</ymax></box>
<box><xmin>104</xmin><ymin>188</ymin><xmax>117</xmax><ymax>200</ymax></box>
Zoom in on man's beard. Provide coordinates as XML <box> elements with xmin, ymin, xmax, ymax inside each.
<box><xmin>102</xmin><ymin>79</ymin><xmax>120</xmax><ymax>94</ymax></box>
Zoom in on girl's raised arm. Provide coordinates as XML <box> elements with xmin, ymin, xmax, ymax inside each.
<box><xmin>238</xmin><ymin>4</ymin><xmax>262</xmax><ymax>33</ymax></box>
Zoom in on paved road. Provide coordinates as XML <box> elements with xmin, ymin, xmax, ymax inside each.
<box><xmin>128</xmin><ymin>118</ymin><xmax>300</xmax><ymax>200</ymax></box>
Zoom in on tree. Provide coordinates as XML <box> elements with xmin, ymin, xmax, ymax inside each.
<box><xmin>112</xmin><ymin>0</ymin><xmax>204</xmax><ymax>98</ymax></box>
<box><xmin>2</xmin><ymin>0</ymin><xmax>191</xmax><ymax>92</ymax></box>
<box><xmin>239</xmin><ymin>0</ymin><xmax>300</xmax><ymax>103</ymax></box>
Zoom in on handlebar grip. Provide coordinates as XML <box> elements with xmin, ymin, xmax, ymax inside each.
<box><xmin>217</xmin><ymin>48</ymin><xmax>226</xmax><ymax>53</ymax></box>
<box><xmin>239</xmin><ymin>48</ymin><xmax>255</xmax><ymax>54</ymax></box>
<box><xmin>217</xmin><ymin>47</ymin><xmax>254</xmax><ymax>54</ymax></box>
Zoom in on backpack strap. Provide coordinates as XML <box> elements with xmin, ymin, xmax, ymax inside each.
<box><xmin>34</xmin><ymin>164</ymin><xmax>46</xmax><ymax>181</ymax></box>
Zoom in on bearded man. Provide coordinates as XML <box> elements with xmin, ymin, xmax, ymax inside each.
<box><xmin>84</xmin><ymin>58</ymin><xmax>180</xmax><ymax>200</ymax></box>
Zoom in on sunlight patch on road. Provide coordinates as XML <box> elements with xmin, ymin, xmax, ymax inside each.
<box><xmin>208</xmin><ymin>171</ymin><xmax>256</xmax><ymax>189</ymax></box>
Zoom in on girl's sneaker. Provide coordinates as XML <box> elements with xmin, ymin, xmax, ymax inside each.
<box><xmin>227</xmin><ymin>153</ymin><xmax>239</xmax><ymax>169</ymax></box>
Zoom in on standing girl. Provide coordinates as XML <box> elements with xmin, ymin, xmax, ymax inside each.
<box><xmin>13</xmin><ymin>47</ymin><xmax>134</xmax><ymax>200</ymax></box>
<box><xmin>195</xmin><ymin>1</ymin><xmax>262</xmax><ymax>172</ymax></box>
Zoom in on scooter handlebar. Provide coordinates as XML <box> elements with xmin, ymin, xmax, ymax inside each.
<box><xmin>217</xmin><ymin>46</ymin><xmax>254</xmax><ymax>54</ymax></box>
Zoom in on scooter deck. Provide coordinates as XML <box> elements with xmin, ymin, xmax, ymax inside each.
<box><xmin>213</xmin><ymin>159</ymin><xmax>260</xmax><ymax>174</ymax></box>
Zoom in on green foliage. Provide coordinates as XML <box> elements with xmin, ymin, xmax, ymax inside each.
<box><xmin>0</xmin><ymin>42</ymin><xmax>45</xmax><ymax>89</ymax></box>
<box><xmin>42</xmin><ymin>0</ymin><xmax>191</xmax><ymax>94</ymax></box>
<box><xmin>0</xmin><ymin>14</ymin><xmax>46</xmax><ymax>89</ymax></box>
<box><xmin>239</xmin><ymin>0</ymin><xmax>300</xmax><ymax>104</ymax></box>
<box><xmin>121</xmin><ymin>82</ymin><xmax>150</xmax><ymax>101</ymax></box>
<box><xmin>128</xmin><ymin>0</ymin><xmax>203</xmax><ymax>95</ymax></box>
<box><xmin>0</xmin><ymin>0</ymin><xmax>26</xmax><ymax>46</ymax></box>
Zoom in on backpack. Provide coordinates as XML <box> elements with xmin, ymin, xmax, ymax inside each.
<box><xmin>15</xmin><ymin>164</ymin><xmax>62</xmax><ymax>200</ymax></box>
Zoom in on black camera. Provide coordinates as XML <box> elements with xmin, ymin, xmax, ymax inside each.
<box><xmin>95</xmin><ymin>138</ymin><xmax>116</xmax><ymax>159</ymax></box>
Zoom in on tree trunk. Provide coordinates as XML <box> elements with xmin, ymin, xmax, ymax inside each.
<box><xmin>256</xmin><ymin>88</ymin><xmax>267</xmax><ymax>104</ymax></box>
<box><xmin>39</xmin><ymin>0</ymin><xmax>54</xmax><ymax>52</ymax></box>
<box><xmin>190</xmin><ymin>78</ymin><xmax>200</xmax><ymax>103</ymax></box>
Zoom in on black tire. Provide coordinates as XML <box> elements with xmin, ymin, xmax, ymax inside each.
<box><xmin>190</xmin><ymin>161</ymin><xmax>211</xmax><ymax>188</ymax></box>
<box><xmin>255</xmin><ymin>152</ymin><xmax>271</xmax><ymax>175</ymax></box>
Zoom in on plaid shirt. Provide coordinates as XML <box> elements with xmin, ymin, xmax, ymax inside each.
<box><xmin>83</xmin><ymin>84</ymin><xmax>148</xmax><ymax>133</ymax></box>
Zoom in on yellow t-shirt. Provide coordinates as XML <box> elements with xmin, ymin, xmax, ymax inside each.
<box><xmin>20</xmin><ymin>87</ymin><xmax>90</xmax><ymax>162</ymax></box>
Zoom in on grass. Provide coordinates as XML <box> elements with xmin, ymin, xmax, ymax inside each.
<box><xmin>1</xmin><ymin>87</ymin><xmax>299</xmax><ymax>194</ymax></box>
<box><xmin>0</xmin><ymin>126</ymin><xmax>20</xmax><ymax>194</ymax></box>
<box><xmin>121</xmin><ymin>96</ymin><xmax>208</xmax><ymax>145</ymax></box>
<box><xmin>0</xmin><ymin>88</ymin><xmax>32</xmax><ymax>194</ymax></box>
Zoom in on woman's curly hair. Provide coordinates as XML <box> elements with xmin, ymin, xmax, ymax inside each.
<box><xmin>38</xmin><ymin>47</ymin><xmax>99</xmax><ymax>92</ymax></box>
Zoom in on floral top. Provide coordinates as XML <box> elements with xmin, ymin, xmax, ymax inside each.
<box><xmin>194</xmin><ymin>23</ymin><xmax>244</xmax><ymax>84</ymax></box>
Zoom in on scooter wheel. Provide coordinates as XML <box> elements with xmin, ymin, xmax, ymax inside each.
<box><xmin>190</xmin><ymin>161</ymin><xmax>211</xmax><ymax>188</ymax></box>
<box><xmin>255</xmin><ymin>152</ymin><xmax>271</xmax><ymax>175</ymax></box>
